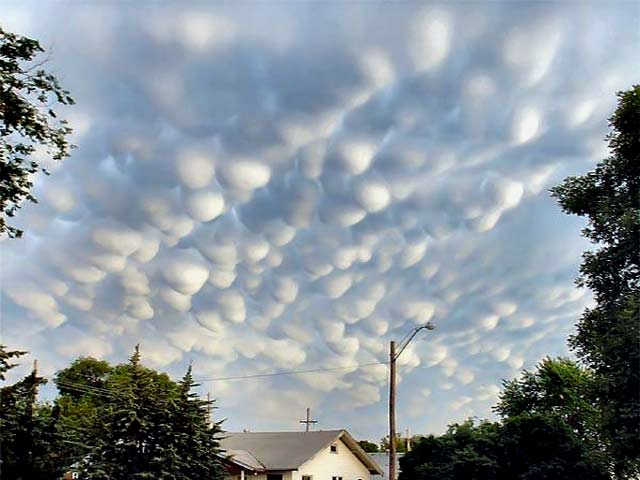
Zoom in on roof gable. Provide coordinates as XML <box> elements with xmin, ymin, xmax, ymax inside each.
<box><xmin>301</xmin><ymin>430</ymin><xmax>384</xmax><ymax>475</ymax></box>
<box><xmin>220</xmin><ymin>430</ymin><xmax>383</xmax><ymax>474</ymax></box>
<box><xmin>221</xmin><ymin>430</ymin><xmax>342</xmax><ymax>471</ymax></box>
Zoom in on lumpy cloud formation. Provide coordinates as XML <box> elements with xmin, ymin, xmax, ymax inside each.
<box><xmin>1</xmin><ymin>2</ymin><xmax>638</xmax><ymax>437</ymax></box>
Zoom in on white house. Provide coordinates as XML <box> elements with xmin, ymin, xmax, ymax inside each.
<box><xmin>220</xmin><ymin>430</ymin><xmax>384</xmax><ymax>480</ymax></box>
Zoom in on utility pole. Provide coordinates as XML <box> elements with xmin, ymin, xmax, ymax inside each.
<box><xmin>299</xmin><ymin>407</ymin><xmax>318</xmax><ymax>432</ymax></box>
<box><xmin>389</xmin><ymin>322</ymin><xmax>435</xmax><ymax>480</ymax></box>
<box><xmin>389</xmin><ymin>341</ymin><xmax>397</xmax><ymax>480</ymax></box>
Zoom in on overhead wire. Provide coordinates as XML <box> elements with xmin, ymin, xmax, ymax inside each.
<box><xmin>55</xmin><ymin>380</ymin><xmax>115</xmax><ymax>398</ymax></box>
<box><xmin>195</xmin><ymin>360</ymin><xmax>390</xmax><ymax>382</ymax></box>
<box><xmin>44</xmin><ymin>360</ymin><xmax>391</xmax><ymax>395</ymax></box>
<box><xmin>55</xmin><ymin>379</ymin><xmax>114</xmax><ymax>394</ymax></box>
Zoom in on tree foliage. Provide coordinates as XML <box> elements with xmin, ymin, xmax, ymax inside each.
<box><xmin>73</xmin><ymin>347</ymin><xmax>225</xmax><ymax>480</ymax></box>
<box><xmin>0</xmin><ymin>27</ymin><xmax>74</xmax><ymax>238</ymax></box>
<box><xmin>551</xmin><ymin>85</ymin><xmax>640</xmax><ymax>477</ymax></box>
<box><xmin>0</xmin><ymin>345</ymin><xmax>225</xmax><ymax>480</ymax></box>
<box><xmin>401</xmin><ymin>357</ymin><xmax>612</xmax><ymax>479</ymax></box>
<box><xmin>170</xmin><ymin>366</ymin><xmax>225</xmax><ymax>480</ymax></box>
<box><xmin>0</xmin><ymin>353</ymin><xmax>60</xmax><ymax>480</ymax></box>
<box><xmin>551</xmin><ymin>86</ymin><xmax>639</xmax><ymax>304</ymax></box>
<box><xmin>358</xmin><ymin>440</ymin><xmax>379</xmax><ymax>453</ymax></box>
<box><xmin>380</xmin><ymin>433</ymin><xmax>422</xmax><ymax>453</ymax></box>
<box><xmin>0</xmin><ymin>343</ymin><xmax>27</xmax><ymax>380</ymax></box>
<box><xmin>400</xmin><ymin>415</ymin><xmax>610</xmax><ymax>480</ymax></box>
<box><xmin>54</xmin><ymin>356</ymin><xmax>113</xmax><ymax>401</ymax></box>
<box><xmin>495</xmin><ymin>357</ymin><xmax>601</xmax><ymax>447</ymax></box>
<box><xmin>403</xmin><ymin>87</ymin><xmax>638</xmax><ymax>480</ymax></box>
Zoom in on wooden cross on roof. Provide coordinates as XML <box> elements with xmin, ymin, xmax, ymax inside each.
<box><xmin>299</xmin><ymin>407</ymin><xmax>318</xmax><ymax>432</ymax></box>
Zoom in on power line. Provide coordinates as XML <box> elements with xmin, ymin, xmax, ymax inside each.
<box><xmin>195</xmin><ymin>361</ymin><xmax>389</xmax><ymax>382</ymax></box>
<box><xmin>56</xmin><ymin>379</ymin><xmax>114</xmax><ymax>394</ymax></box>
<box><xmin>55</xmin><ymin>380</ymin><xmax>115</xmax><ymax>398</ymax></box>
<box><xmin>42</xmin><ymin>360</ymin><xmax>390</xmax><ymax>398</ymax></box>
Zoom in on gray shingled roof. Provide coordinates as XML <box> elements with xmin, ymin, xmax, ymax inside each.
<box><xmin>220</xmin><ymin>430</ymin><xmax>383</xmax><ymax>474</ymax></box>
<box><xmin>222</xmin><ymin>449</ymin><xmax>265</xmax><ymax>470</ymax></box>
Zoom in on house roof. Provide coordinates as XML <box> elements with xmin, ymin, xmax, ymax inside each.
<box><xmin>222</xmin><ymin>449</ymin><xmax>265</xmax><ymax>470</ymax></box>
<box><xmin>220</xmin><ymin>429</ymin><xmax>383</xmax><ymax>475</ymax></box>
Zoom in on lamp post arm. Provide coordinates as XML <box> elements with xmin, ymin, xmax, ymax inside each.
<box><xmin>393</xmin><ymin>322</ymin><xmax>435</xmax><ymax>361</ymax></box>
<box><xmin>394</xmin><ymin>327</ymin><xmax>422</xmax><ymax>360</ymax></box>
<box><xmin>396</xmin><ymin>328</ymin><xmax>416</xmax><ymax>352</ymax></box>
<box><xmin>388</xmin><ymin>321</ymin><xmax>434</xmax><ymax>480</ymax></box>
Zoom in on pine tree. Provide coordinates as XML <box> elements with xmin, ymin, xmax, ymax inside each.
<box><xmin>81</xmin><ymin>345</ymin><xmax>173</xmax><ymax>479</ymax></box>
<box><xmin>171</xmin><ymin>365</ymin><xmax>225</xmax><ymax>480</ymax></box>
<box><xmin>0</xmin><ymin>344</ymin><xmax>26</xmax><ymax>380</ymax></box>
<box><xmin>0</xmin><ymin>358</ymin><xmax>61</xmax><ymax>480</ymax></box>
<box><xmin>80</xmin><ymin>346</ymin><xmax>225</xmax><ymax>479</ymax></box>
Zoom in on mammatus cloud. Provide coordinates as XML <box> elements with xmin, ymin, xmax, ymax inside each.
<box><xmin>1</xmin><ymin>2</ymin><xmax>638</xmax><ymax>438</ymax></box>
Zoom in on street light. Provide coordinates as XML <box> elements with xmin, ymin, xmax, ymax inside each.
<box><xmin>389</xmin><ymin>322</ymin><xmax>435</xmax><ymax>480</ymax></box>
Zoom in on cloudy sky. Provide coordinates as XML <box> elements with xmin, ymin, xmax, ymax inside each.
<box><xmin>1</xmin><ymin>2</ymin><xmax>638</xmax><ymax>441</ymax></box>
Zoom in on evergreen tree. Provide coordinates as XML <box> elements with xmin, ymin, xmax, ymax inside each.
<box><xmin>81</xmin><ymin>346</ymin><xmax>174</xmax><ymax>479</ymax></box>
<box><xmin>80</xmin><ymin>346</ymin><xmax>225</xmax><ymax>480</ymax></box>
<box><xmin>171</xmin><ymin>365</ymin><xmax>224</xmax><ymax>480</ymax></box>
<box><xmin>0</xmin><ymin>357</ymin><xmax>62</xmax><ymax>479</ymax></box>
<box><xmin>0</xmin><ymin>344</ymin><xmax>26</xmax><ymax>380</ymax></box>
<box><xmin>551</xmin><ymin>85</ymin><xmax>640</xmax><ymax>477</ymax></box>
<box><xmin>0</xmin><ymin>345</ymin><xmax>226</xmax><ymax>479</ymax></box>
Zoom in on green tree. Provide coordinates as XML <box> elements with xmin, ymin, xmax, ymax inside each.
<box><xmin>81</xmin><ymin>346</ymin><xmax>178</xmax><ymax>479</ymax></box>
<box><xmin>51</xmin><ymin>357</ymin><xmax>115</xmax><ymax>470</ymax></box>
<box><xmin>495</xmin><ymin>358</ymin><xmax>601</xmax><ymax>449</ymax></box>
<box><xmin>498</xmin><ymin>414</ymin><xmax>609</xmax><ymax>480</ymax></box>
<box><xmin>55</xmin><ymin>356</ymin><xmax>113</xmax><ymax>401</ymax></box>
<box><xmin>381</xmin><ymin>433</ymin><xmax>411</xmax><ymax>453</ymax></box>
<box><xmin>400</xmin><ymin>416</ymin><xmax>609</xmax><ymax>480</ymax></box>
<box><xmin>358</xmin><ymin>440</ymin><xmax>379</xmax><ymax>453</ymax></box>
<box><xmin>0</xmin><ymin>353</ymin><xmax>63</xmax><ymax>480</ymax></box>
<box><xmin>0</xmin><ymin>343</ymin><xmax>27</xmax><ymax>380</ymax></box>
<box><xmin>400</xmin><ymin>420</ymin><xmax>500</xmax><ymax>480</ymax></box>
<box><xmin>80</xmin><ymin>346</ymin><xmax>225</xmax><ymax>480</ymax></box>
<box><xmin>0</xmin><ymin>27</ymin><xmax>74</xmax><ymax>238</ymax></box>
<box><xmin>170</xmin><ymin>365</ymin><xmax>224</xmax><ymax>480</ymax></box>
<box><xmin>550</xmin><ymin>85</ymin><xmax>640</xmax><ymax>477</ymax></box>
<box><xmin>0</xmin><ymin>346</ymin><xmax>226</xmax><ymax>479</ymax></box>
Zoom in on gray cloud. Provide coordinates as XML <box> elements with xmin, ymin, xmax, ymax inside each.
<box><xmin>1</xmin><ymin>1</ymin><xmax>638</xmax><ymax>438</ymax></box>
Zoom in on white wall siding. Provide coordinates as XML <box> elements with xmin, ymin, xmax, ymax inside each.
<box><xmin>294</xmin><ymin>438</ymin><xmax>371</xmax><ymax>480</ymax></box>
<box><xmin>225</xmin><ymin>472</ymin><xmax>295</xmax><ymax>480</ymax></box>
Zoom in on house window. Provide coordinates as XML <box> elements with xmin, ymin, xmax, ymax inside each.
<box><xmin>302</xmin><ymin>477</ymin><xmax>313</xmax><ymax>480</ymax></box>
<box><xmin>267</xmin><ymin>476</ymin><xmax>283</xmax><ymax>480</ymax></box>
<box><xmin>331</xmin><ymin>477</ymin><xmax>343</xmax><ymax>480</ymax></box>
<box><xmin>330</xmin><ymin>443</ymin><xmax>338</xmax><ymax>454</ymax></box>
